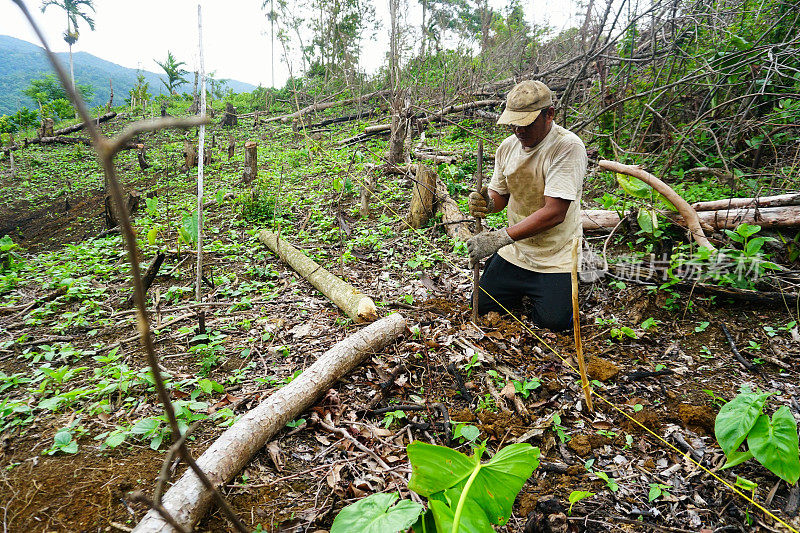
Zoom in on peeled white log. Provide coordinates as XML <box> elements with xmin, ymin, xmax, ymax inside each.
<box><xmin>132</xmin><ymin>313</ymin><xmax>407</xmax><ymax>533</ymax></box>
<box><xmin>435</xmin><ymin>178</ymin><xmax>473</xmax><ymax>241</ymax></box>
<box><xmin>599</xmin><ymin>160</ymin><xmax>715</xmax><ymax>250</ymax></box>
<box><xmin>691</xmin><ymin>193</ymin><xmax>800</xmax><ymax>211</ymax></box>
<box><xmin>258</xmin><ymin>228</ymin><xmax>378</xmax><ymax>322</ymax></box>
<box><xmin>582</xmin><ymin>205</ymin><xmax>800</xmax><ymax>232</ymax></box>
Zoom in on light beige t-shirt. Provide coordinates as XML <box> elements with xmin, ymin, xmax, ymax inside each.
<box><xmin>488</xmin><ymin>123</ymin><xmax>587</xmax><ymax>273</ymax></box>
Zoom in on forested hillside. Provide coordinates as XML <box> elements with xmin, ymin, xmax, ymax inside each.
<box><xmin>0</xmin><ymin>35</ymin><xmax>256</xmax><ymax>115</ymax></box>
<box><xmin>0</xmin><ymin>0</ymin><xmax>799</xmax><ymax>532</ymax></box>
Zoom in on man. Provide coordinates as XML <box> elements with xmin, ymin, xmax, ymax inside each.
<box><xmin>466</xmin><ymin>80</ymin><xmax>587</xmax><ymax>331</ymax></box>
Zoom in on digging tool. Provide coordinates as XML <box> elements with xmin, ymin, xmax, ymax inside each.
<box><xmin>571</xmin><ymin>237</ymin><xmax>593</xmax><ymax>412</ymax></box>
<box><xmin>471</xmin><ymin>140</ymin><xmax>484</xmax><ymax>324</ymax></box>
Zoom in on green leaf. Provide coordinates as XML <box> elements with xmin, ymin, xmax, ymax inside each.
<box><xmin>61</xmin><ymin>440</ymin><xmax>79</xmax><ymax>454</ymax></box>
<box><xmin>636</xmin><ymin>208</ymin><xmax>656</xmax><ymax>234</ymax></box>
<box><xmin>616</xmin><ymin>173</ymin><xmax>652</xmax><ymax>199</ymax></box>
<box><xmin>721</xmin><ymin>449</ymin><xmax>754</xmax><ymax>470</ymax></box>
<box><xmin>745</xmin><ymin>237</ymin><xmax>768</xmax><ymax>256</ymax></box>
<box><xmin>330</xmin><ymin>492</ymin><xmax>424</xmax><ymax>533</ymax></box>
<box><xmin>715</xmin><ymin>391</ymin><xmax>771</xmax><ymax>455</ymax></box>
<box><xmin>147</xmin><ymin>227</ymin><xmax>158</xmax><ymax>245</ymax></box>
<box><xmin>429</xmin><ymin>497</ymin><xmax>493</xmax><ymax>533</ymax></box>
<box><xmin>105</xmin><ymin>432</ymin><xmax>127</xmax><ymax>448</ymax></box>
<box><xmin>407</xmin><ymin>442</ymin><xmax>539</xmax><ymax>526</ymax></box>
<box><xmin>648</xmin><ymin>484</ymin><xmax>661</xmax><ymax>501</ymax></box>
<box><xmin>731</xmin><ymin>35</ymin><xmax>752</xmax><ymax>50</ymax></box>
<box><xmin>54</xmin><ymin>430</ymin><xmax>72</xmax><ymax>447</ymax></box>
<box><xmin>407</xmin><ymin>442</ymin><xmax>476</xmax><ymax>497</ymax></box>
<box><xmin>130</xmin><ymin>417</ymin><xmax>160</xmax><ymax>435</ymax></box>
<box><xmin>181</xmin><ymin>211</ymin><xmax>199</xmax><ymax>245</ymax></box>
<box><xmin>568</xmin><ymin>490</ymin><xmax>594</xmax><ymax>514</ymax></box>
<box><xmin>736</xmin><ymin>223</ymin><xmax>761</xmax><ymax>239</ymax></box>
<box><xmin>460</xmin><ymin>425</ymin><xmax>480</xmax><ymax>442</ymax></box>
<box><xmin>747</xmin><ymin>407</ymin><xmax>800</xmax><ymax>484</ymax></box>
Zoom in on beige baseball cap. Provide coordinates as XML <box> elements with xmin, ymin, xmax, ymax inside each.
<box><xmin>497</xmin><ymin>80</ymin><xmax>554</xmax><ymax>126</ymax></box>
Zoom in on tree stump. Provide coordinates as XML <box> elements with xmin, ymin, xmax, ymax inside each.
<box><xmin>253</xmin><ymin>110</ymin><xmax>260</xmax><ymax>126</ymax></box>
<box><xmin>38</xmin><ymin>118</ymin><xmax>54</xmax><ymax>138</ymax></box>
<box><xmin>137</xmin><ymin>145</ymin><xmax>150</xmax><ymax>170</ymax></box>
<box><xmin>183</xmin><ymin>140</ymin><xmax>198</xmax><ymax>169</ymax></box>
<box><xmin>220</xmin><ymin>102</ymin><xmax>238</xmax><ymax>127</ymax></box>
<box><xmin>407</xmin><ymin>164</ymin><xmax>437</xmax><ymax>228</ymax></box>
<box><xmin>360</xmin><ymin>173</ymin><xmax>376</xmax><ymax>218</ymax></box>
<box><xmin>105</xmin><ymin>190</ymin><xmax>141</xmax><ymax>229</ymax></box>
<box><xmin>227</xmin><ymin>136</ymin><xmax>235</xmax><ymax>160</ymax></box>
<box><xmin>387</xmin><ymin>90</ymin><xmax>410</xmax><ymax>165</ymax></box>
<box><xmin>243</xmin><ymin>141</ymin><xmax>258</xmax><ymax>183</ymax></box>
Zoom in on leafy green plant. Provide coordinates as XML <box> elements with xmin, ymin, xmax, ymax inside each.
<box><xmin>451</xmin><ymin>423</ymin><xmax>480</xmax><ymax>444</ymax></box>
<box><xmin>610</xmin><ymin>326</ymin><xmax>637</xmax><ymax>341</ymax></box>
<box><xmin>648</xmin><ymin>483</ymin><xmax>672</xmax><ymax>501</ymax></box>
<box><xmin>715</xmin><ymin>387</ymin><xmax>800</xmax><ymax>484</ymax></box>
<box><xmin>567</xmin><ymin>491</ymin><xmax>594</xmax><ymax>515</ymax></box>
<box><xmin>513</xmin><ymin>378</ymin><xmax>541</xmax><ymax>399</ymax></box>
<box><xmin>331</xmin><ymin>441</ymin><xmax>540</xmax><ymax>533</ymax></box>
<box><xmin>382</xmin><ymin>409</ymin><xmax>406</xmax><ymax>428</ymax></box>
<box><xmin>44</xmin><ymin>427</ymin><xmax>79</xmax><ymax>455</ymax></box>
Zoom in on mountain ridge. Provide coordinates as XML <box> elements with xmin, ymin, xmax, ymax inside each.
<box><xmin>0</xmin><ymin>35</ymin><xmax>257</xmax><ymax>116</ymax></box>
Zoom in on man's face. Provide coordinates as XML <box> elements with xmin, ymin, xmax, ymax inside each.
<box><xmin>510</xmin><ymin>107</ymin><xmax>554</xmax><ymax>148</ymax></box>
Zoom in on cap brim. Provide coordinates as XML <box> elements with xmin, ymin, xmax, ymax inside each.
<box><xmin>497</xmin><ymin>107</ymin><xmax>541</xmax><ymax>126</ymax></box>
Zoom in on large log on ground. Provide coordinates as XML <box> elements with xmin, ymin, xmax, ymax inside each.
<box><xmin>598</xmin><ymin>160</ymin><xmax>715</xmax><ymax>250</ymax></box>
<box><xmin>435</xmin><ymin>178</ymin><xmax>473</xmax><ymax>241</ymax></box>
<box><xmin>691</xmin><ymin>193</ymin><xmax>800</xmax><ymax>212</ymax></box>
<box><xmin>54</xmin><ymin>111</ymin><xmax>117</xmax><ymax>136</ymax></box>
<box><xmin>258</xmin><ymin>229</ymin><xmax>379</xmax><ymax>322</ymax></box>
<box><xmin>132</xmin><ymin>313</ymin><xmax>407</xmax><ymax>533</ymax></box>
<box><xmin>582</xmin><ymin>206</ymin><xmax>800</xmax><ymax>232</ymax></box>
<box><xmin>264</xmin><ymin>89</ymin><xmax>392</xmax><ymax>123</ymax></box>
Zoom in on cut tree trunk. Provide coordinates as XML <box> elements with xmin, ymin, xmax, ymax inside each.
<box><xmin>258</xmin><ymin>229</ymin><xmax>379</xmax><ymax>322</ymax></box>
<box><xmin>227</xmin><ymin>137</ymin><xmax>235</xmax><ymax>160</ymax></box>
<box><xmin>408</xmin><ymin>165</ymin><xmax>437</xmax><ymax>228</ymax></box>
<box><xmin>183</xmin><ymin>141</ymin><xmax>198</xmax><ymax>170</ymax></box>
<box><xmin>598</xmin><ymin>160</ymin><xmax>715</xmax><ymax>250</ymax></box>
<box><xmin>105</xmin><ymin>191</ymin><xmax>141</xmax><ymax>229</ymax></box>
<box><xmin>435</xmin><ymin>178</ymin><xmax>473</xmax><ymax>241</ymax></box>
<box><xmin>360</xmin><ymin>173</ymin><xmax>376</xmax><ymax>218</ymax></box>
<box><xmin>54</xmin><ymin>111</ymin><xmax>117</xmax><ymax>136</ymax></box>
<box><xmin>124</xmin><ymin>252</ymin><xmax>165</xmax><ymax>308</ymax></box>
<box><xmin>582</xmin><ymin>205</ymin><xmax>800</xmax><ymax>232</ymax></box>
<box><xmin>264</xmin><ymin>89</ymin><xmax>392</xmax><ymax>124</ymax></box>
<box><xmin>38</xmin><ymin>118</ymin><xmax>54</xmax><ymax>138</ymax></box>
<box><xmin>220</xmin><ymin>103</ymin><xmax>238</xmax><ymax>127</ymax></box>
<box><xmin>387</xmin><ymin>90</ymin><xmax>409</xmax><ymax>165</ymax></box>
<box><xmin>131</xmin><ymin>313</ymin><xmax>406</xmax><ymax>533</ymax></box>
<box><xmin>137</xmin><ymin>146</ymin><xmax>151</xmax><ymax>170</ymax></box>
<box><xmin>243</xmin><ymin>141</ymin><xmax>258</xmax><ymax>183</ymax></box>
<box><xmin>691</xmin><ymin>193</ymin><xmax>800</xmax><ymax>211</ymax></box>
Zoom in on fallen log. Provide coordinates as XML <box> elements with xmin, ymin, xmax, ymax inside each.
<box><xmin>131</xmin><ymin>313</ymin><xmax>407</xmax><ymax>533</ymax></box>
<box><xmin>598</xmin><ymin>160</ymin><xmax>715</xmax><ymax>250</ymax></box>
<box><xmin>54</xmin><ymin>111</ymin><xmax>117</xmax><ymax>136</ymax></box>
<box><xmin>582</xmin><ymin>205</ymin><xmax>800</xmax><ymax>232</ymax></box>
<box><xmin>258</xmin><ymin>229</ymin><xmax>379</xmax><ymax>322</ymax></box>
<box><xmin>435</xmin><ymin>178</ymin><xmax>473</xmax><ymax>241</ymax></box>
<box><xmin>2</xmin><ymin>136</ymin><xmax>140</xmax><ymax>154</ymax></box>
<box><xmin>338</xmin><ymin>99</ymin><xmax>501</xmax><ymax>146</ymax></box>
<box><xmin>413</xmin><ymin>150</ymin><xmax>459</xmax><ymax>164</ymax></box>
<box><xmin>264</xmin><ymin>89</ymin><xmax>392</xmax><ymax>124</ymax></box>
<box><xmin>691</xmin><ymin>193</ymin><xmax>800</xmax><ymax>212</ymax></box>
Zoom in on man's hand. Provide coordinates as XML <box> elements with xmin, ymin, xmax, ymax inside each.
<box><xmin>468</xmin><ymin>186</ymin><xmax>495</xmax><ymax>218</ymax></box>
<box><xmin>466</xmin><ymin>229</ymin><xmax>513</xmax><ymax>267</ymax></box>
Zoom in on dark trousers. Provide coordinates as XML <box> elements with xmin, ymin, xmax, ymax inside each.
<box><xmin>476</xmin><ymin>253</ymin><xmax>573</xmax><ymax>332</ymax></box>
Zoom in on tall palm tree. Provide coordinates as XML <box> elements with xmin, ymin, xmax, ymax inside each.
<box><xmin>41</xmin><ymin>0</ymin><xmax>96</xmax><ymax>91</ymax></box>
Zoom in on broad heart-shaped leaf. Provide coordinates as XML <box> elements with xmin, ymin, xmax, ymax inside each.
<box><xmin>331</xmin><ymin>492</ymin><xmax>423</xmax><ymax>533</ymax></box>
<box><xmin>747</xmin><ymin>407</ymin><xmax>800</xmax><ymax>484</ymax></box>
<box><xmin>407</xmin><ymin>441</ymin><xmax>477</xmax><ymax>496</ymax></box>
<box><xmin>636</xmin><ymin>208</ymin><xmax>656</xmax><ymax>234</ymax></box>
<box><xmin>721</xmin><ymin>449</ymin><xmax>754</xmax><ymax>470</ymax></box>
<box><xmin>409</xmin><ymin>442</ymin><xmax>540</xmax><ymax>527</ymax></box>
<box><xmin>715</xmin><ymin>391</ymin><xmax>771</xmax><ymax>456</ymax></box>
<box><xmin>429</xmin><ymin>497</ymin><xmax>493</xmax><ymax>533</ymax></box>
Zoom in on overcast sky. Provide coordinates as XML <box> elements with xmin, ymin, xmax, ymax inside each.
<box><xmin>1</xmin><ymin>0</ymin><xmax>576</xmax><ymax>88</ymax></box>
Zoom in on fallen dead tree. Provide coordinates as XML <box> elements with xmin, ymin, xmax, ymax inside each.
<box><xmin>264</xmin><ymin>89</ymin><xmax>392</xmax><ymax>124</ymax></box>
<box><xmin>583</xmin><ymin>205</ymin><xmax>800</xmax><ymax>232</ymax></box>
<box><xmin>436</xmin><ymin>178</ymin><xmax>473</xmax><ymax>241</ymax></box>
<box><xmin>54</xmin><ymin>111</ymin><xmax>117</xmax><ymax>136</ymax></box>
<box><xmin>2</xmin><ymin>136</ymin><xmax>141</xmax><ymax>155</ymax></box>
<box><xmin>132</xmin><ymin>313</ymin><xmax>407</xmax><ymax>533</ymax></box>
<box><xmin>691</xmin><ymin>193</ymin><xmax>800</xmax><ymax>211</ymax></box>
<box><xmin>258</xmin><ymin>228</ymin><xmax>379</xmax><ymax>322</ymax></box>
<box><xmin>599</xmin><ymin>160</ymin><xmax>714</xmax><ymax>250</ymax></box>
<box><xmin>338</xmin><ymin>99</ymin><xmax>501</xmax><ymax>145</ymax></box>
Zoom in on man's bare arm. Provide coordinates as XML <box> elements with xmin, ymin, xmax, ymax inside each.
<box><xmin>506</xmin><ymin>196</ymin><xmax>571</xmax><ymax>241</ymax></box>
